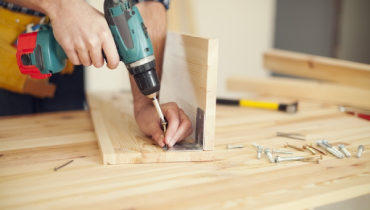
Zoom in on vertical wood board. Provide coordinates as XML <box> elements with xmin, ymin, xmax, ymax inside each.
<box><xmin>160</xmin><ymin>32</ymin><xmax>218</xmax><ymax>151</ymax></box>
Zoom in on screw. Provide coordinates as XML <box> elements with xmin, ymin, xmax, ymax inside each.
<box><xmin>252</xmin><ymin>143</ymin><xmax>259</xmax><ymax>148</ymax></box>
<box><xmin>284</xmin><ymin>142</ymin><xmax>305</xmax><ymax>152</ymax></box>
<box><xmin>54</xmin><ymin>160</ymin><xmax>74</xmax><ymax>171</ymax></box>
<box><xmin>357</xmin><ymin>145</ymin><xmax>364</xmax><ymax>158</ymax></box>
<box><xmin>317</xmin><ymin>140</ymin><xmax>343</xmax><ymax>159</ymax></box>
<box><xmin>302</xmin><ymin>158</ymin><xmax>320</xmax><ymax>164</ymax></box>
<box><xmin>322</xmin><ymin>139</ymin><xmax>344</xmax><ymax>157</ymax></box>
<box><xmin>226</xmin><ymin>144</ymin><xmax>244</xmax><ymax>149</ymax></box>
<box><xmin>277</xmin><ymin>132</ymin><xmax>306</xmax><ymax>140</ymax></box>
<box><xmin>274</xmin><ymin>156</ymin><xmax>304</xmax><ymax>163</ymax></box>
<box><xmin>303</xmin><ymin>145</ymin><xmax>316</xmax><ymax>154</ymax></box>
<box><xmin>303</xmin><ymin>155</ymin><xmax>323</xmax><ymax>161</ymax></box>
<box><xmin>272</xmin><ymin>148</ymin><xmax>293</xmax><ymax>154</ymax></box>
<box><xmin>264</xmin><ymin>148</ymin><xmax>274</xmax><ymax>163</ymax></box>
<box><xmin>338</xmin><ymin>144</ymin><xmax>351</xmax><ymax>157</ymax></box>
<box><xmin>257</xmin><ymin>145</ymin><xmax>263</xmax><ymax>159</ymax></box>
<box><xmin>307</xmin><ymin>143</ymin><xmax>326</xmax><ymax>155</ymax></box>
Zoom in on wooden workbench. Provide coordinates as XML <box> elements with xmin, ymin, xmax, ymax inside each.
<box><xmin>1</xmin><ymin>93</ymin><xmax>369</xmax><ymax>210</ymax></box>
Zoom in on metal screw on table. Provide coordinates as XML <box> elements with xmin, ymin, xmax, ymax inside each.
<box><xmin>274</xmin><ymin>156</ymin><xmax>304</xmax><ymax>163</ymax></box>
<box><xmin>264</xmin><ymin>148</ymin><xmax>274</xmax><ymax>163</ymax></box>
<box><xmin>54</xmin><ymin>160</ymin><xmax>74</xmax><ymax>171</ymax></box>
<box><xmin>317</xmin><ymin>140</ymin><xmax>343</xmax><ymax>159</ymax></box>
<box><xmin>284</xmin><ymin>142</ymin><xmax>305</xmax><ymax>152</ymax></box>
<box><xmin>357</xmin><ymin>145</ymin><xmax>365</xmax><ymax>158</ymax></box>
<box><xmin>322</xmin><ymin>139</ymin><xmax>344</xmax><ymax>157</ymax></box>
<box><xmin>303</xmin><ymin>155</ymin><xmax>323</xmax><ymax>161</ymax></box>
<box><xmin>257</xmin><ymin>145</ymin><xmax>263</xmax><ymax>159</ymax></box>
<box><xmin>303</xmin><ymin>145</ymin><xmax>316</xmax><ymax>154</ymax></box>
<box><xmin>272</xmin><ymin>148</ymin><xmax>293</xmax><ymax>154</ymax></box>
<box><xmin>307</xmin><ymin>143</ymin><xmax>327</xmax><ymax>155</ymax></box>
<box><xmin>252</xmin><ymin>143</ymin><xmax>259</xmax><ymax>148</ymax></box>
<box><xmin>338</xmin><ymin>144</ymin><xmax>351</xmax><ymax>157</ymax></box>
<box><xmin>227</xmin><ymin>144</ymin><xmax>244</xmax><ymax>149</ymax></box>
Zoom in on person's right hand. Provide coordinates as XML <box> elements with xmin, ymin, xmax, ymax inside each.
<box><xmin>47</xmin><ymin>0</ymin><xmax>119</xmax><ymax>69</ymax></box>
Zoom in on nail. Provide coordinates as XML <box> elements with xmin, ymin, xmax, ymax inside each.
<box><xmin>54</xmin><ymin>160</ymin><xmax>74</xmax><ymax>171</ymax></box>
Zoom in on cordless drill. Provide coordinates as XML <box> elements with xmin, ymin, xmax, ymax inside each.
<box><xmin>16</xmin><ymin>0</ymin><xmax>167</xmax><ymax>133</ymax></box>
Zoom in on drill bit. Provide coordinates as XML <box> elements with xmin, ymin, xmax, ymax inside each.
<box><xmin>152</xmin><ymin>96</ymin><xmax>167</xmax><ymax>135</ymax></box>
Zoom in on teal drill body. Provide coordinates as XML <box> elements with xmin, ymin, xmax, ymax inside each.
<box><xmin>107</xmin><ymin>1</ymin><xmax>154</xmax><ymax>64</ymax></box>
<box><xmin>29</xmin><ymin>24</ymin><xmax>68</xmax><ymax>75</ymax></box>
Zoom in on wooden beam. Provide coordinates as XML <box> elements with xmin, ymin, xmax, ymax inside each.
<box><xmin>227</xmin><ymin>77</ymin><xmax>370</xmax><ymax>109</ymax></box>
<box><xmin>160</xmin><ymin>32</ymin><xmax>218</xmax><ymax>150</ymax></box>
<box><xmin>264</xmin><ymin>49</ymin><xmax>370</xmax><ymax>89</ymax></box>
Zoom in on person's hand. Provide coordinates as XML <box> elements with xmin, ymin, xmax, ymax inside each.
<box><xmin>47</xmin><ymin>0</ymin><xmax>119</xmax><ymax>69</ymax></box>
<box><xmin>134</xmin><ymin>102</ymin><xmax>193</xmax><ymax>147</ymax></box>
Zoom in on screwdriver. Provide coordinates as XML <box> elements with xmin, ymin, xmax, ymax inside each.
<box><xmin>152</xmin><ymin>96</ymin><xmax>167</xmax><ymax>135</ymax></box>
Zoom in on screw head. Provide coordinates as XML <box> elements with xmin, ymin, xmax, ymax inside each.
<box><xmin>338</xmin><ymin>144</ymin><xmax>345</xmax><ymax>149</ymax></box>
<box><xmin>358</xmin><ymin>145</ymin><xmax>364</xmax><ymax>150</ymax></box>
<box><xmin>316</xmin><ymin>140</ymin><xmax>323</xmax><ymax>145</ymax></box>
<box><xmin>257</xmin><ymin>145</ymin><xmax>263</xmax><ymax>152</ymax></box>
<box><xmin>322</xmin><ymin>139</ymin><xmax>328</xmax><ymax>144</ymax></box>
<box><xmin>275</xmin><ymin>156</ymin><xmax>281</xmax><ymax>163</ymax></box>
<box><xmin>284</xmin><ymin>142</ymin><xmax>288</xmax><ymax>148</ymax></box>
<box><xmin>264</xmin><ymin>148</ymin><xmax>270</xmax><ymax>154</ymax></box>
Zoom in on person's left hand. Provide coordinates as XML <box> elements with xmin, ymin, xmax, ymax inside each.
<box><xmin>134</xmin><ymin>102</ymin><xmax>193</xmax><ymax>147</ymax></box>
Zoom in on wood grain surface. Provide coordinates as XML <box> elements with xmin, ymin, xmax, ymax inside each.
<box><xmin>1</xmin><ymin>96</ymin><xmax>369</xmax><ymax>210</ymax></box>
<box><xmin>160</xmin><ymin>31</ymin><xmax>218</xmax><ymax>151</ymax></box>
<box><xmin>86</xmin><ymin>92</ymin><xmax>213</xmax><ymax>164</ymax></box>
<box><xmin>264</xmin><ymin>49</ymin><xmax>370</xmax><ymax>89</ymax></box>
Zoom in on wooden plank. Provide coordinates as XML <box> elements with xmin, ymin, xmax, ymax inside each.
<box><xmin>0</xmin><ymin>111</ymin><xmax>96</xmax><ymax>151</ymax></box>
<box><xmin>88</xmin><ymin>94</ymin><xmax>117</xmax><ymax>165</ymax></box>
<box><xmin>227</xmin><ymin>76</ymin><xmax>370</xmax><ymax>109</ymax></box>
<box><xmin>86</xmin><ymin>92</ymin><xmax>214</xmax><ymax>164</ymax></box>
<box><xmin>160</xmin><ymin>31</ymin><xmax>218</xmax><ymax>150</ymax></box>
<box><xmin>264</xmin><ymin>49</ymin><xmax>370</xmax><ymax>89</ymax></box>
<box><xmin>1</xmin><ymin>100</ymin><xmax>370</xmax><ymax>209</ymax></box>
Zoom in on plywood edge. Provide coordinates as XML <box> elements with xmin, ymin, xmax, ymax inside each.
<box><xmin>113</xmin><ymin>150</ymin><xmax>213</xmax><ymax>164</ymax></box>
<box><xmin>204</xmin><ymin>38</ymin><xmax>218</xmax><ymax>151</ymax></box>
<box><xmin>87</xmin><ymin>93</ymin><xmax>117</xmax><ymax>165</ymax></box>
<box><xmin>264</xmin><ymin>49</ymin><xmax>370</xmax><ymax>89</ymax></box>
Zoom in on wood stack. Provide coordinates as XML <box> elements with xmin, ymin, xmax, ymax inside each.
<box><xmin>228</xmin><ymin>49</ymin><xmax>370</xmax><ymax>109</ymax></box>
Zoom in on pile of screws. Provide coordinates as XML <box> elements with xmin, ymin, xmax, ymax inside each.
<box><xmin>226</xmin><ymin>140</ymin><xmax>365</xmax><ymax>164</ymax></box>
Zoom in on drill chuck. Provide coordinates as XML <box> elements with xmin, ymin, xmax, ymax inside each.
<box><xmin>127</xmin><ymin>58</ymin><xmax>160</xmax><ymax>97</ymax></box>
<box><xmin>133</xmin><ymin>68</ymin><xmax>160</xmax><ymax>97</ymax></box>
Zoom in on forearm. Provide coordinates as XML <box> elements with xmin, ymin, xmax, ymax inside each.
<box><xmin>3</xmin><ymin>0</ymin><xmax>82</xmax><ymax>16</ymax></box>
<box><xmin>130</xmin><ymin>1</ymin><xmax>167</xmax><ymax>113</ymax></box>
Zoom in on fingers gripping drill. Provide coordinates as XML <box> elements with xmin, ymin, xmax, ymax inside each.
<box><xmin>16</xmin><ymin>0</ymin><xmax>167</xmax><ymax>133</ymax></box>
